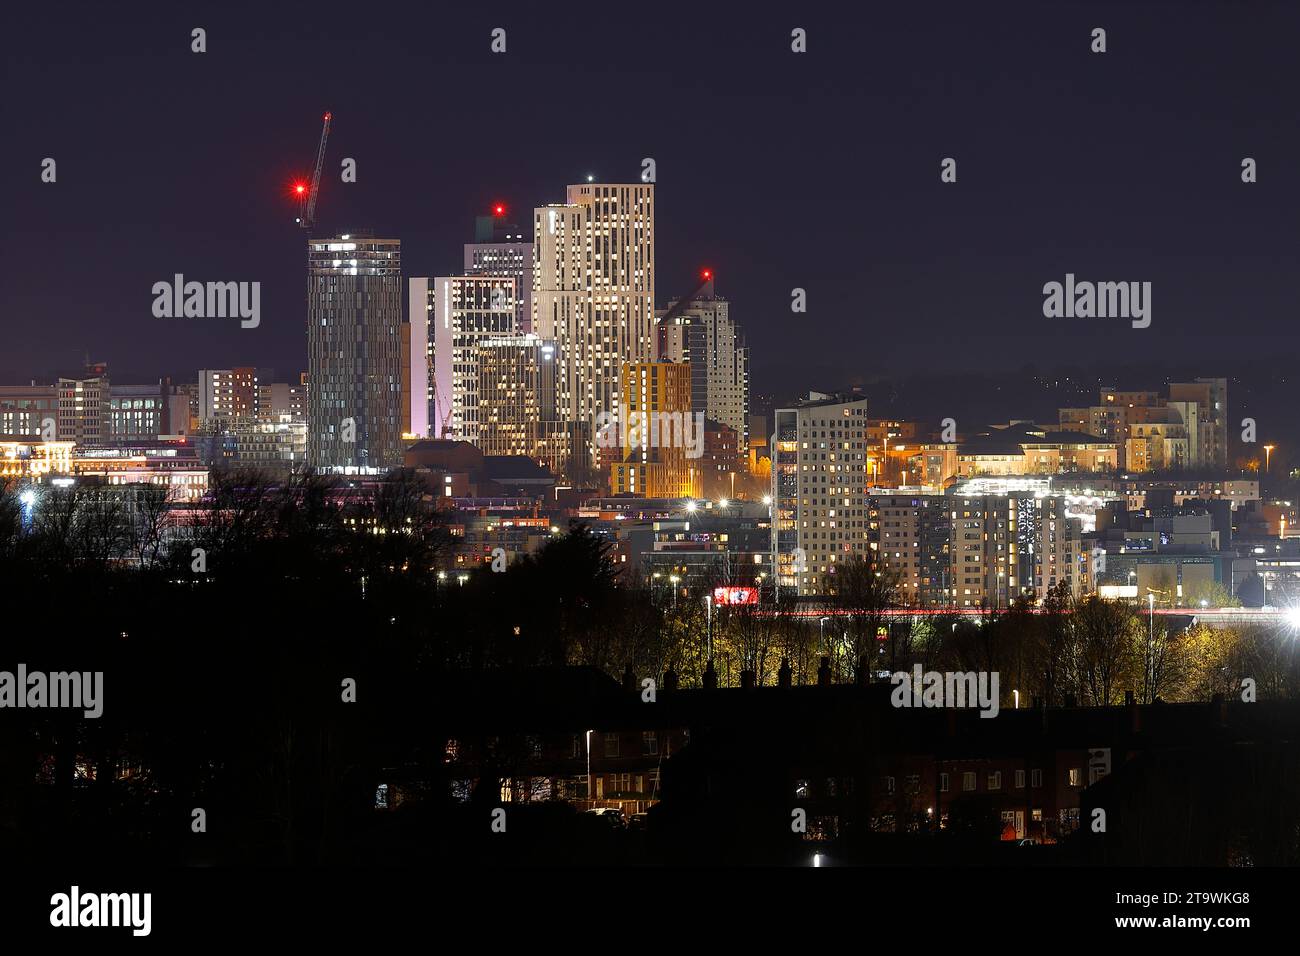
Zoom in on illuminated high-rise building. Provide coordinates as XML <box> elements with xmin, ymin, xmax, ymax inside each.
<box><xmin>656</xmin><ymin>277</ymin><xmax>749</xmax><ymax>454</ymax></box>
<box><xmin>424</xmin><ymin>275</ymin><xmax>517</xmax><ymax>446</ymax></box>
<box><xmin>465</xmin><ymin>209</ymin><xmax>532</xmax><ymax>334</ymax></box>
<box><xmin>771</xmin><ymin>393</ymin><xmax>870</xmax><ymax>596</ymax></box>
<box><xmin>610</xmin><ymin>361</ymin><xmax>700</xmax><ymax>499</ymax></box>
<box><xmin>476</xmin><ymin>334</ymin><xmax>563</xmax><ymax>465</ymax></box>
<box><xmin>533</xmin><ymin>182</ymin><xmax>655</xmax><ymax>478</ymax></box>
<box><xmin>307</xmin><ymin>234</ymin><xmax>404</xmax><ymax>471</ymax></box>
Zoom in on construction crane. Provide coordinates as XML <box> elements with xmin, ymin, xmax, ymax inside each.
<box><xmin>294</xmin><ymin>112</ymin><xmax>331</xmax><ymax>232</ymax></box>
<box><xmin>658</xmin><ymin>268</ymin><xmax>715</xmax><ymax>326</ymax></box>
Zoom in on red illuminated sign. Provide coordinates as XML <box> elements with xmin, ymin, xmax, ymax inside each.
<box><xmin>713</xmin><ymin>586</ymin><xmax>759</xmax><ymax>606</ymax></box>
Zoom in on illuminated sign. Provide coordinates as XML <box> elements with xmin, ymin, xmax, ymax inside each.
<box><xmin>713</xmin><ymin>586</ymin><xmax>759</xmax><ymax>606</ymax></box>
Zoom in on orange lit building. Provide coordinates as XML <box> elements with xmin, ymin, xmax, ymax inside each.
<box><xmin>610</xmin><ymin>362</ymin><xmax>701</xmax><ymax>499</ymax></box>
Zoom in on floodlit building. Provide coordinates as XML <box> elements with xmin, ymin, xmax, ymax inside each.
<box><xmin>610</xmin><ymin>362</ymin><xmax>701</xmax><ymax>499</ymax></box>
<box><xmin>1060</xmin><ymin>380</ymin><xmax>1227</xmax><ymax>470</ymax></box>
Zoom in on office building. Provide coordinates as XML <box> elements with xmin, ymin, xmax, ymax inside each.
<box><xmin>104</xmin><ymin>381</ymin><xmax>192</xmax><ymax>441</ymax></box>
<box><xmin>0</xmin><ymin>385</ymin><xmax>59</xmax><ymax>440</ymax></box>
<box><xmin>56</xmin><ymin>362</ymin><xmax>110</xmax><ymax>445</ymax></box>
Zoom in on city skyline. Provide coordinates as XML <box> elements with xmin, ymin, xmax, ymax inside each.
<box><xmin>8</xmin><ymin>3</ymin><xmax>1300</xmax><ymax>401</ymax></box>
<box><xmin>6</xmin><ymin>0</ymin><xmax>1300</xmax><ymax>924</ymax></box>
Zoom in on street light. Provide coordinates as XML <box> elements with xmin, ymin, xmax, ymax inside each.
<box><xmin>586</xmin><ymin>729</ymin><xmax>593</xmax><ymax>806</ymax></box>
<box><xmin>1146</xmin><ymin>592</ymin><xmax>1156</xmax><ymax>700</ymax></box>
<box><xmin>819</xmin><ymin>615</ymin><xmax>829</xmax><ymax>655</ymax></box>
<box><xmin>669</xmin><ymin>575</ymin><xmax>680</xmax><ymax>606</ymax></box>
<box><xmin>1264</xmin><ymin>444</ymin><xmax>1275</xmax><ymax>474</ymax></box>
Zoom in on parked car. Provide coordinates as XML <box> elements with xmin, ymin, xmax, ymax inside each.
<box><xmin>584</xmin><ymin>808</ymin><xmax>625</xmax><ymax>829</ymax></box>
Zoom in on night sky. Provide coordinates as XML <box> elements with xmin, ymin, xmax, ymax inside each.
<box><xmin>5</xmin><ymin>1</ymin><xmax>1299</xmax><ymax>408</ymax></box>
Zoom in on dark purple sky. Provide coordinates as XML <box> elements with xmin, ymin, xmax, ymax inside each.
<box><xmin>4</xmin><ymin>1</ymin><xmax>1299</xmax><ymax>403</ymax></box>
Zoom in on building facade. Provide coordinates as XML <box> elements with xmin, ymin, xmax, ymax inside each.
<box><xmin>426</xmin><ymin>275</ymin><xmax>517</xmax><ymax>446</ymax></box>
<box><xmin>656</xmin><ymin>278</ymin><xmax>749</xmax><ymax>454</ymax></box>
<box><xmin>533</xmin><ymin>182</ymin><xmax>655</xmax><ymax>477</ymax></box>
<box><xmin>476</xmin><ymin>334</ymin><xmax>561</xmax><ymax>462</ymax></box>
<box><xmin>771</xmin><ymin>393</ymin><xmax>871</xmax><ymax>596</ymax></box>
<box><xmin>307</xmin><ymin>234</ymin><xmax>404</xmax><ymax>471</ymax></box>
<box><xmin>609</xmin><ymin>361</ymin><xmax>701</xmax><ymax>499</ymax></box>
<box><xmin>465</xmin><ymin>212</ymin><xmax>533</xmax><ymax>334</ymax></box>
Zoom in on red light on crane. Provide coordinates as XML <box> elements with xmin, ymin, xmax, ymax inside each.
<box><xmin>701</xmin><ymin>269</ymin><xmax>712</xmax><ymax>281</ymax></box>
<box><xmin>493</xmin><ymin>203</ymin><xmax>506</xmax><ymax>217</ymax></box>
<box><xmin>295</xmin><ymin>183</ymin><xmax>307</xmax><ymax>195</ymax></box>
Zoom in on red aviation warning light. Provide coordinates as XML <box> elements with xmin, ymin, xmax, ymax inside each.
<box><xmin>294</xmin><ymin>182</ymin><xmax>307</xmax><ymax>196</ymax></box>
<box><xmin>493</xmin><ymin>202</ymin><xmax>506</xmax><ymax>217</ymax></box>
<box><xmin>701</xmin><ymin>268</ymin><xmax>713</xmax><ymax>281</ymax></box>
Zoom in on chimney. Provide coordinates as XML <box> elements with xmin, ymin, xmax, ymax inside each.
<box><xmin>622</xmin><ymin>664</ymin><xmax>636</xmax><ymax>693</ymax></box>
<box><xmin>704</xmin><ymin>659</ymin><xmax>718</xmax><ymax>690</ymax></box>
<box><xmin>1212</xmin><ymin>692</ymin><xmax>1227</xmax><ymax>726</ymax></box>
<box><xmin>740</xmin><ymin>669</ymin><xmax>755</xmax><ymax>690</ymax></box>
<box><xmin>778</xmin><ymin>657</ymin><xmax>792</xmax><ymax>688</ymax></box>
<box><xmin>663</xmin><ymin>668</ymin><xmax>678</xmax><ymax>693</ymax></box>
<box><xmin>817</xmin><ymin>656</ymin><xmax>831</xmax><ymax>687</ymax></box>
